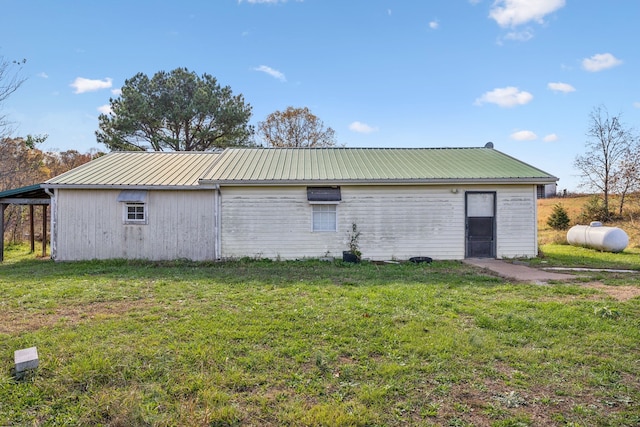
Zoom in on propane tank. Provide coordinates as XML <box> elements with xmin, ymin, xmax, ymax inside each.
<box><xmin>566</xmin><ymin>222</ymin><xmax>629</xmax><ymax>253</ymax></box>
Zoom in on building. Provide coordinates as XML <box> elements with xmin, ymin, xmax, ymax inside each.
<box><xmin>38</xmin><ymin>146</ymin><xmax>557</xmax><ymax>261</ymax></box>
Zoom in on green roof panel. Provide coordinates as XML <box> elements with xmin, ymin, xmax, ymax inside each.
<box><xmin>200</xmin><ymin>147</ymin><xmax>557</xmax><ymax>184</ymax></box>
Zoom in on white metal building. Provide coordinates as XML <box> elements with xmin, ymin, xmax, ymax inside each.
<box><xmin>40</xmin><ymin>146</ymin><xmax>557</xmax><ymax>261</ymax></box>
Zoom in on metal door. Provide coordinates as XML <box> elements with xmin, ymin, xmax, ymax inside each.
<box><xmin>466</xmin><ymin>192</ymin><xmax>495</xmax><ymax>258</ymax></box>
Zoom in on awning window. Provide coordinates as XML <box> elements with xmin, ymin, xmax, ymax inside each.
<box><xmin>307</xmin><ymin>187</ymin><xmax>341</xmax><ymax>202</ymax></box>
<box><xmin>117</xmin><ymin>190</ymin><xmax>148</xmax><ymax>203</ymax></box>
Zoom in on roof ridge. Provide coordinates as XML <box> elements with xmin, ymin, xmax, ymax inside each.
<box><xmin>229</xmin><ymin>146</ymin><xmax>490</xmax><ymax>150</ymax></box>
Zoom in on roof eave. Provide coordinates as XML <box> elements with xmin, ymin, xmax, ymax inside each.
<box><xmin>41</xmin><ymin>184</ymin><xmax>213</xmax><ymax>191</ymax></box>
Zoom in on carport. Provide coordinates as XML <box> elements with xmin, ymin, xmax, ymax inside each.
<box><xmin>0</xmin><ymin>184</ymin><xmax>50</xmax><ymax>262</ymax></box>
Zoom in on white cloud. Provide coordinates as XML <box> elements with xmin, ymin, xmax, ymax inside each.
<box><xmin>543</xmin><ymin>133</ymin><xmax>558</xmax><ymax>142</ymax></box>
<box><xmin>239</xmin><ymin>0</ymin><xmax>302</xmax><ymax>3</ymax></box>
<box><xmin>474</xmin><ymin>86</ymin><xmax>533</xmax><ymax>108</ymax></box>
<box><xmin>503</xmin><ymin>29</ymin><xmax>533</xmax><ymax>42</ymax></box>
<box><xmin>254</xmin><ymin>65</ymin><xmax>286</xmax><ymax>82</ymax></box>
<box><xmin>547</xmin><ymin>82</ymin><xmax>575</xmax><ymax>93</ymax></box>
<box><xmin>70</xmin><ymin>77</ymin><xmax>113</xmax><ymax>94</ymax></box>
<box><xmin>429</xmin><ymin>20</ymin><xmax>439</xmax><ymax>30</ymax></box>
<box><xmin>111</xmin><ymin>88</ymin><xmax>122</xmax><ymax>96</ymax></box>
<box><xmin>349</xmin><ymin>121</ymin><xmax>378</xmax><ymax>134</ymax></box>
<box><xmin>633</xmin><ymin>102</ymin><xmax>640</xmax><ymax>109</ymax></box>
<box><xmin>510</xmin><ymin>130</ymin><xmax>537</xmax><ymax>141</ymax></box>
<box><xmin>490</xmin><ymin>0</ymin><xmax>565</xmax><ymax>28</ymax></box>
<box><xmin>37</xmin><ymin>72</ymin><xmax>49</xmax><ymax>79</ymax></box>
<box><xmin>97</xmin><ymin>104</ymin><xmax>112</xmax><ymax>115</ymax></box>
<box><xmin>582</xmin><ymin>53</ymin><xmax>623</xmax><ymax>72</ymax></box>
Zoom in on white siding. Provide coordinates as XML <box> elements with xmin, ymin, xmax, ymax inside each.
<box><xmin>220</xmin><ymin>184</ymin><xmax>538</xmax><ymax>261</ymax></box>
<box><xmin>54</xmin><ymin>189</ymin><xmax>216</xmax><ymax>261</ymax></box>
<box><xmin>221</xmin><ymin>186</ymin><xmax>342</xmax><ymax>260</ymax></box>
<box><xmin>495</xmin><ymin>185</ymin><xmax>538</xmax><ymax>258</ymax></box>
<box><xmin>53</xmin><ymin>184</ymin><xmax>538</xmax><ymax>262</ymax></box>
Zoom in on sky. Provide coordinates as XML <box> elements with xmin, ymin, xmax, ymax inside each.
<box><xmin>1</xmin><ymin>0</ymin><xmax>639</xmax><ymax>192</ymax></box>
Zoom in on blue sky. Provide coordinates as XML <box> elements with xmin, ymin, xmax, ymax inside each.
<box><xmin>1</xmin><ymin>0</ymin><xmax>638</xmax><ymax>191</ymax></box>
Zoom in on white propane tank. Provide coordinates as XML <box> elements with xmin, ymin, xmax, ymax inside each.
<box><xmin>566</xmin><ymin>222</ymin><xmax>629</xmax><ymax>253</ymax></box>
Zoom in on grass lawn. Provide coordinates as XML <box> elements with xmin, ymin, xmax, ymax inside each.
<box><xmin>1</xmin><ymin>245</ymin><xmax>640</xmax><ymax>426</ymax></box>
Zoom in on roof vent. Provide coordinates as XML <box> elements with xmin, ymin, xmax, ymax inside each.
<box><xmin>484</xmin><ymin>142</ymin><xmax>494</xmax><ymax>148</ymax></box>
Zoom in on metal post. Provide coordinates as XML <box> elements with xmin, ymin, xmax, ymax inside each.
<box><xmin>30</xmin><ymin>205</ymin><xmax>35</xmax><ymax>253</ymax></box>
<box><xmin>0</xmin><ymin>204</ymin><xmax>5</xmax><ymax>262</ymax></box>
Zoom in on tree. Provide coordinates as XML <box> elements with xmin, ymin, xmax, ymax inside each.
<box><xmin>546</xmin><ymin>203</ymin><xmax>570</xmax><ymax>230</ymax></box>
<box><xmin>1</xmin><ymin>137</ymin><xmax>98</xmax><ymax>243</ymax></box>
<box><xmin>0</xmin><ymin>56</ymin><xmax>26</xmax><ymax>138</ymax></box>
<box><xmin>573</xmin><ymin>106</ymin><xmax>639</xmax><ymax>220</ymax></box>
<box><xmin>96</xmin><ymin>68</ymin><xmax>254</xmax><ymax>151</ymax></box>
<box><xmin>258</xmin><ymin>106</ymin><xmax>336</xmax><ymax>148</ymax></box>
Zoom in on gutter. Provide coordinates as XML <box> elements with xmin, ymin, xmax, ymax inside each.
<box><xmin>41</xmin><ymin>184</ymin><xmax>213</xmax><ymax>191</ymax></box>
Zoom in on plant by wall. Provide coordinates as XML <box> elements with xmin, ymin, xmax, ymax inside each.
<box><xmin>347</xmin><ymin>222</ymin><xmax>361</xmax><ymax>258</ymax></box>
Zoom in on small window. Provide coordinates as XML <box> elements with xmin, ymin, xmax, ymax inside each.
<box><xmin>312</xmin><ymin>204</ymin><xmax>337</xmax><ymax>232</ymax></box>
<box><xmin>124</xmin><ymin>203</ymin><xmax>147</xmax><ymax>224</ymax></box>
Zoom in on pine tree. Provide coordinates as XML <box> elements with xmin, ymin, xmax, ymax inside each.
<box><xmin>547</xmin><ymin>203</ymin><xmax>571</xmax><ymax>230</ymax></box>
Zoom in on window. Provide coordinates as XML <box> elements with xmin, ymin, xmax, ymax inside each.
<box><xmin>124</xmin><ymin>203</ymin><xmax>147</xmax><ymax>224</ymax></box>
<box><xmin>307</xmin><ymin>187</ymin><xmax>341</xmax><ymax>202</ymax></box>
<box><xmin>118</xmin><ymin>190</ymin><xmax>148</xmax><ymax>225</ymax></box>
<box><xmin>312</xmin><ymin>204</ymin><xmax>337</xmax><ymax>232</ymax></box>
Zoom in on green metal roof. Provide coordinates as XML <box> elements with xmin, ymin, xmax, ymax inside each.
<box><xmin>0</xmin><ymin>184</ymin><xmax>48</xmax><ymax>199</ymax></box>
<box><xmin>41</xmin><ymin>147</ymin><xmax>557</xmax><ymax>189</ymax></box>
<box><xmin>43</xmin><ymin>151</ymin><xmax>221</xmax><ymax>188</ymax></box>
<box><xmin>200</xmin><ymin>147</ymin><xmax>557</xmax><ymax>185</ymax></box>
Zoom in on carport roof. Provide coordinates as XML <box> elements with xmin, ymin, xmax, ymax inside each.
<box><xmin>0</xmin><ymin>184</ymin><xmax>50</xmax><ymax>203</ymax></box>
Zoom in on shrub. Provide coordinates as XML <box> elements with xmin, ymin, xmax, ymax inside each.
<box><xmin>577</xmin><ymin>196</ymin><xmax>611</xmax><ymax>223</ymax></box>
<box><xmin>547</xmin><ymin>203</ymin><xmax>571</xmax><ymax>230</ymax></box>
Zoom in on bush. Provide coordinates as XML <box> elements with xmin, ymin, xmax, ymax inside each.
<box><xmin>547</xmin><ymin>203</ymin><xmax>571</xmax><ymax>230</ymax></box>
<box><xmin>577</xmin><ymin>195</ymin><xmax>611</xmax><ymax>223</ymax></box>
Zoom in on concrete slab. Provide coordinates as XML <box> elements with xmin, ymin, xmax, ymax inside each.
<box><xmin>463</xmin><ymin>258</ymin><xmax>576</xmax><ymax>284</ymax></box>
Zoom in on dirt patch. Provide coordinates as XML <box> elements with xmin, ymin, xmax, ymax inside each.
<box><xmin>580</xmin><ymin>282</ymin><xmax>640</xmax><ymax>301</ymax></box>
<box><xmin>0</xmin><ymin>299</ymin><xmax>157</xmax><ymax>335</ymax></box>
<box><xmin>431</xmin><ymin>364</ymin><xmax>635</xmax><ymax>426</ymax></box>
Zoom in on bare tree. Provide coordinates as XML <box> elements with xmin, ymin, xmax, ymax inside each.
<box><xmin>574</xmin><ymin>106</ymin><xmax>639</xmax><ymax>219</ymax></box>
<box><xmin>258</xmin><ymin>106</ymin><xmax>336</xmax><ymax>148</ymax></box>
<box><xmin>611</xmin><ymin>143</ymin><xmax>640</xmax><ymax>216</ymax></box>
<box><xmin>0</xmin><ymin>56</ymin><xmax>26</xmax><ymax>138</ymax></box>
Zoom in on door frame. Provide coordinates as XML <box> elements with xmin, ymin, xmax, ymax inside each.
<box><xmin>465</xmin><ymin>191</ymin><xmax>496</xmax><ymax>258</ymax></box>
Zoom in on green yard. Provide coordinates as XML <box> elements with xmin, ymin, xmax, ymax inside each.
<box><xmin>1</xmin><ymin>245</ymin><xmax>639</xmax><ymax>426</ymax></box>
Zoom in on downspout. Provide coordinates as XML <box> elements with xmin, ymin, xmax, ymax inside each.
<box><xmin>44</xmin><ymin>188</ymin><xmax>56</xmax><ymax>260</ymax></box>
<box><xmin>214</xmin><ymin>184</ymin><xmax>221</xmax><ymax>260</ymax></box>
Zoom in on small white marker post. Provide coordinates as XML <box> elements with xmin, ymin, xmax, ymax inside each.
<box><xmin>14</xmin><ymin>347</ymin><xmax>39</xmax><ymax>379</ymax></box>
